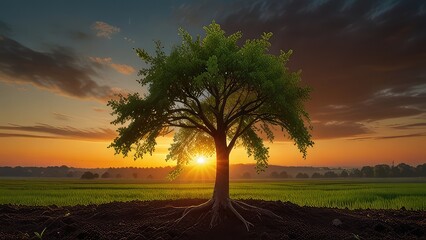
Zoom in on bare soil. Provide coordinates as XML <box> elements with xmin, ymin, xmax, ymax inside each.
<box><xmin>0</xmin><ymin>199</ymin><xmax>424</xmax><ymax>240</ymax></box>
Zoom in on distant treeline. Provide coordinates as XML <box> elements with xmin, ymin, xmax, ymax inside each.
<box><xmin>265</xmin><ymin>163</ymin><xmax>426</xmax><ymax>179</ymax></box>
<box><xmin>0</xmin><ymin>163</ymin><xmax>425</xmax><ymax>179</ymax></box>
<box><xmin>0</xmin><ymin>166</ymin><xmax>174</xmax><ymax>180</ymax></box>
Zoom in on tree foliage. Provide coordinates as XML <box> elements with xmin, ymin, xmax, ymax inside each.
<box><xmin>108</xmin><ymin>22</ymin><xmax>313</xmax><ymax>176</ymax></box>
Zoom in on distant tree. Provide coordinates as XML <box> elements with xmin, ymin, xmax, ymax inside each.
<box><xmin>242</xmin><ymin>172</ymin><xmax>251</xmax><ymax>179</ymax></box>
<box><xmin>397</xmin><ymin>163</ymin><xmax>415</xmax><ymax>177</ymax></box>
<box><xmin>349</xmin><ymin>168</ymin><xmax>362</xmax><ymax>178</ymax></box>
<box><xmin>101</xmin><ymin>172</ymin><xmax>111</xmax><ymax>178</ymax></box>
<box><xmin>270</xmin><ymin>171</ymin><xmax>280</xmax><ymax>178</ymax></box>
<box><xmin>116</xmin><ymin>173</ymin><xmax>122</xmax><ymax>179</ymax></box>
<box><xmin>147</xmin><ymin>174</ymin><xmax>154</xmax><ymax>180</ymax></box>
<box><xmin>323</xmin><ymin>171</ymin><xmax>338</xmax><ymax>178</ymax></box>
<box><xmin>133</xmin><ymin>172</ymin><xmax>138</xmax><ymax>179</ymax></box>
<box><xmin>81</xmin><ymin>171</ymin><xmax>96</xmax><ymax>180</ymax></box>
<box><xmin>311</xmin><ymin>172</ymin><xmax>323</xmax><ymax>178</ymax></box>
<box><xmin>279</xmin><ymin>171</ymin><xmax>290</xmax><ymax>178</ymax></box>
<box><xmin>93</xmin><ymin>173</ymin><xmax>99</xmax><ymax>179</ymax></box>
<box><xmin>390</xmin><ymin>166</ymin><xmax>401</xmax><ymax>177</ymax></box>
<box><xmin>340</xmin><ymin>170</ymin><xmax>349</xmax><ymax>178</ymax></box>
<box><xmin>295</xmin><ymin>173</ymin><xmax>309</xmax><ymax>178</ymax></box>
<box><xmin>416</xmin><ymin>163</ymin><xmax>426</xmax><ymax>177</ymax></box>
<box><xmin>374</xmin><ymin>164</ymin><xmax>390</xmax><ymax>178</ymax></box>
<box><xmin>361</xmin><ymin>166</ymin><xmax>374</xmax><ymax>178</ymax></box>
<box><xmin>108</xmin><ymin>22</ymin><xmax>313</xmax><ymax>229</ymax></box>
<box><xmin>60</xmin><ymin>165</ymin><xmax>69</xmax><ymax>170</ymax></box>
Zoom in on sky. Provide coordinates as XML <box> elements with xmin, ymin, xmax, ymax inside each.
<box><xmin>0</xmin><ymin>0</ymin><xmax>425</xmax><ymax>168</ymax></box>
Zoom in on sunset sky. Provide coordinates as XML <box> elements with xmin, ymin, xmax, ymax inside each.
<box><xmin>0</xmin><ymin>0</ymin><xmax>425</xmax><ymax>168</ymax></box>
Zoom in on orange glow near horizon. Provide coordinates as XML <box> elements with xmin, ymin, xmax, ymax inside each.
<box><xmin>0</xmin><ymin>134</ymin><xmax>425</xmax><ymax>169</ymax></box>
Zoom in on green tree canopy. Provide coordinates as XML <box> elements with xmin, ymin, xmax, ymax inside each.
<box><xmin>108</xmin><ymin>22</ymin><xmax>313</xmax><ymax>175</ymax></box>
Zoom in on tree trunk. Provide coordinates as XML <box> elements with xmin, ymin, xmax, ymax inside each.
<box><xmin>176</xmin><ymin>132</ymin><xmax>275</xmax><ymax>231</ymax></box>
<box><xmin>212</xmin><ymin>134</ymin><xmax>230</xmax><ymax>206</ymax></box>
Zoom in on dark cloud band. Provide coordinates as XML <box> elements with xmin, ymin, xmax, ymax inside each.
<box><xmin>0</xmin><ymin>124</ymin><xmax>116</xmax><ymax>141</ymax></box>
<box><xmin>0</xmin><ymin>35</ymin><xmax>116</xmax><ymax>102</ymax></box>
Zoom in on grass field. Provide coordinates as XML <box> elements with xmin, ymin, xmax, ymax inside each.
<box><xmin>0</xmin><ymin>178</ymin><xmax>425</xmax><ymax>210</ymax></box>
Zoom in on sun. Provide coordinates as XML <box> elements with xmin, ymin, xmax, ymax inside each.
<box><xmin>195</xmin><ymin>156</ymin><xmax>206</xmax><ymax>165</ymax></box>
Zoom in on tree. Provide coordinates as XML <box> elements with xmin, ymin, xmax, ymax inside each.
<box><xmin>311</xmin><ymin>172</ymin><xmax>322</xmax><ymax>178</ymax></box>
<box><xmin>279</xmin><ymin>171</ymin><xmax>290</xmax><ymax>178</ymax></box>
<box><xmin>416</xmin><ymin>163</ymin><xmax>426</xmax><ymax>177</ymax></box>
<box><xmin>101</xmin><ymin>172</ymin><xmax>111</xmax><ymax>178</ymax></box>
<box><xmin>133</xmin><ymin>172</ymin><xmax>138</xmax><ymax>179</ymax></box>
<box><xmin>374</xmin><ymin>164</ymin><xmax>390</xmax><ymax>178</ymax></box>
<box><xmin>295</xmin><ymin>173</ymin><xmax>309</xmax><ymax>178</ymax></box>
<box><xmin>350</xmin><ymin>168</ymin><xmax>362</xmax><ymax>178</ymax></box>
<box><xmin>108</xmin><ymin>22</ymin><xmax>313</xmax><ymax>230</ymax></box>
<box><xmin>340</xmin><ymin>170</ymin><xmax>349</xmax><ymax>178</ymax></box>
<box><xmin>361</xmin><ymin>166</ymin><xmax>374</xmax><ymax>178</ymax></box>
<box><xmin>81</xmin><ymin>171</ymin><xmax>97</xmax><ymax>180</ymax></box>
<box><xmin>323</xmin><ymin>171</ymin><xmax>338</xmax><ymax>178</ymax></box>
<box><xmin>390</xmin><ymin>166</ymin><xmax>401</xmax><ymax>177</ymax></box>
<box><xmin>397</xmin><ymin>163</ymin><xmax>415</xmax><ymax>177</ymax></box>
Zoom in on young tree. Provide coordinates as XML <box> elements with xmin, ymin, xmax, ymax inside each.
<box><xmin>108</xmin><ymin>22</ymin><xmax>313</xmax><ymax>230</ymax></box>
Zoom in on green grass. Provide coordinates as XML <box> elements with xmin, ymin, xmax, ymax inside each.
<box><xmin>0</xmin><ymin>178</ymin><xmax>425</xmax><ymax>210</ymax></box>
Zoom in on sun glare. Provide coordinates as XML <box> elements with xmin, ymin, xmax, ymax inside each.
<box><xmin>196</xmin><ymin>156</ymin><xmax>206</xmax><ymax>165</ymax></box>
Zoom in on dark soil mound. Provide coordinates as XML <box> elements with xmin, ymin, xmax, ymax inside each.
<box><xmin>0</xmin><ymin>199</ymin><xmax>424</xmax><ymax>240</ymax></box>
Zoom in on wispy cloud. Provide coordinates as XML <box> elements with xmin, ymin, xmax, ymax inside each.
<box><xmin>0</xmin><ymin>36</ymin><xmax>116</xmax><ymax>102</ymax></box>
<box><xmin>91</xmin><ymin>21</ymin><xmax>120</xmax><ymax>39</ymax></box>
<box><xmin>390</xmin><ymin>123</ymin><xmax>426</xmax><ymax>129</ymax></box>
<box><xmin>350</xmin><ymin>132</ymin><xmax>426</xmax><ymax>141</ymax></box>
<box><xmin>52</xmin><ymin>112</ymin><xmax>72</xmax><ymax>121</ymax></box>
<box><xmin>0</xmin><ymin>124</ymin><xmax>116</xmax><ymax>141</ymax></box>
<box><xmin>0</xmin><ymin>133</ymin><xmax>56</xmax><ymax>139</ymax></box>
<box><xmin>110</xmin><ymin>63</ymin><xmax>135</xmax><ymax>75</ymax></box>
<box><xmin>89</xmin><ymin>57</ymin><xmax>135</xmax><ymax>75</ymax></box>
<box><xmin>312</xmin><ymin>121</ymin><xmax>371</xmax><ymax>139</ymax></box>
<box><xmin>124</xmin><ymin>36</ymin><xmax>135</xmax><ymax>43</ymax></box>
<box><xmin>93</xmin><ymin>107</ymin><xmax>108</xmax><ymax>113</ymax></box>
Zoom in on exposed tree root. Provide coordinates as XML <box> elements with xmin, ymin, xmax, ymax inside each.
<box><xmin>174</xmin><ymin>198</ymin><xmax>282</xmax><ymax>231</ymax></box>
<box><xmin>175</xmin><ymin>199</ymin><xmax>213</xmax><ymax>223</ymax></box>
<box><xmin>231</xmin><ymin>199</ymin><xmax>283</xmax><ymax>220</ymax></box>
<box><xmin>228</xmin><ymin>200</ymin><xmax>254</xmax><ymax>231</ymax></box>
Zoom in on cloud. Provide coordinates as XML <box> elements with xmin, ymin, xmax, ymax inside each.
<box><xmin>0</xmin><ymin>133</ymin><xmax>57</xmax><ymax>139</ymax></box>
<box><xmin>0</xmin><ymin>124</ymin><xmax>116</xmax><ymax>141</ymax></box>
<box><xmin>52</xmin><ymin>112</ymin><xmax>72</xmax><ymax>121</ymax></box>
<box><xmin>390</xmin><ymin>123</ymin><xmax>426</xmax><ymax>129</ymax></box>
<box><xmin>315</xmin><ymin>84</ymin><xmax>426</xmax><ymax>122</ymax></box>
<box><xmin>350</xmin><ymin>132</ymin><xmax>426</xmax><ymax>141</ymax></box>
<box><xmin>93</xmin><ymin>107</ymin><xmax>108</xmax><ymax>113</ymax></box>
<box><xmin>110</xmin><ymin>63</ymin><xmax>135</xmax><ymax>75</ymax></box>
<box><xmin>0</xmin><ymin>36</ymin><xmax>116</xmax><ymax>101</ymax></box>
<box><xmin>210</xmin><ymin>0</ymin><xmax>426</xmax><ymax>138</ymax></box>
<box><xmin>123</xmin><ymin>36</ymin><xmax>135</xmax><ymax>43</ymax></box>
<box><xmin>311</xmin><ymin>121</ymin><xmax>371</xmax><ymax>139</ymax></box>
<box><xmin>91</xmin><ymin>21</ymin><xmax>120</xmax><ymax>39</ymax></box>
<box><xmin>89</xmin><ymin>57</ymin><xmax>135</xmax><ymax>75</ymax></box>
